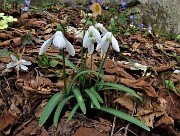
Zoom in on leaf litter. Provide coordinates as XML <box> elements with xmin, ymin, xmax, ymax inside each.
<box><xmin>0</xmin><ymin>3</ymin><xmax>180</xmax><ymax>136</ymax></box>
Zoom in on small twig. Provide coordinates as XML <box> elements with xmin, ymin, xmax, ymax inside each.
<box><xmin>13</xmin><ymin>115</ymin><xmax>35</xmax><ymax>135</ymax></box>
<box><xmin>114</xmin><ymin>100</ymin><xmax>138</xmax><ymax>136</ymax></box>
<box><xmin>110</xmin><ymin>106</ymin><xmax>117</xmax><ymax>136</ymax></box>
<box><xmin>124</xmin><ymin>100</ymin><xmax>137</xmax><ymax>136</ymax></box>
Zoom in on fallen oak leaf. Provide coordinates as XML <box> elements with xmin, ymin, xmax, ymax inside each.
<box><xmin>154</xmin><ymin>114</ymin><xmax>174</xmax><ymax>127</ymax></box>
<box><xmin>134</xmin><ymin>94</ymin><xmax>167</xmax><ymax>128</ymax></box>
<box><xmin>118</xmin><ymin>78</ymin><xmax>158</xmax><ymax>97</ymax></box>
<box><xmin>0</xmin><ymin>109</ymin><xmax>17</xmax><ymax>134</ymax></box>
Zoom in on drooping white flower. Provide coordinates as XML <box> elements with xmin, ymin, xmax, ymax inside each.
<box><xmin>95</xmin><ymin>23</ymin><xmax>108</xmax><ymax>35</ymax></box>
<box><xmin>6</xmin><ymin>55</ymin><xmax>31</xmax><ymax>70</ymax></box>
<box><xmin>83</xmin><ymin>26</ymin><xmax>101</xmax><ymax>54</ymax></box>
<box><xmin>39</xmin><ymin>31</ymin><xmax>75</xmax><ymax>56</ymax></box>
<box><xmin>96</xmin><ymin>32</ymin><xmax>120</xmax><ymax>54</ymax></box>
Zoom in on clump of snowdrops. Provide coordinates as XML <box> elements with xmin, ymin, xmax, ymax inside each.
<box><xmin>5</xmin><ymin>1</ymin><xmax>149</xmax><ymax>131</ymax></box>
<box><xmin>37</xmin><ymin>13</ymin><xmax>150</xmax><ymax>131</ymax></box>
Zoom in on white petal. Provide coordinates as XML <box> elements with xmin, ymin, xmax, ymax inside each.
<box><xmin>39</xmin><ymin>37</ymin><xmax>53</xmax><ymax>55</ymax></box>
<box><xmin>7</xmin><ymin>62</ymin><xmax>16</xmax><ymax>68</ymax></box>
<box><xmin>101</xmin><ymin>42</ymin><xmax>110</xmax><ymax>54</ymax></box>
<box><xmin>88</xmin><ymin>44</ymin><xmax>94</xmax><ymax>54</ymax></box>
<box><xmin>53</xmin><ymin>35</ymin><xmax>66</xmax><ymax>48</ymax></box>
<box><xmin>95</xmin><ymin>23</ymin><xmax>103</xmax><ymax>28</ymax></box>
<box><xmin>54</xmin><ymin>31</ymin><xmax>63</xmax><ymax>36</ymax></box>
<box><xmin>96</xmin><ymin>33</ymin><xmax>107</xmax><ymax>51</ymax></box>
<box><xmin>89</xmin><ymin>26</ymin><xmax>101</xmax><ymax>43</ymax></box>
<box><xmin>101</xmin><ymin>27</ymin><xmax>108</xmax><ymax>35</ymax></box>
<box><xmin>20</xmin><ymin>60</ymin><xmax>32</xmax><ymax>65</ymax></box>
<box><xmin>83</xmin><ymin>30</ymin><xmax>90</xmax><ymax>47</ymax></box>
<box><xmin>95</xmin><ymin>23</ymin><xmax>108</xmax><ymax>34</ymax></box>
<box><xmin>19</xmin><ymin>65</ymin><xmax>28</xmax><ymax>70</ymax></box>
<box><xmin>106</xmin><ymin>32</ymin><xmax>112</xmax><ymax>39</ymax></box>
<box><xmin>111</xmin><ymin>35</ymin><xmax>120</xmax><ymax>52</ymax></box>
<box><xmin>10</xmin><ymin>55</ymin><xmax>18</xmax><ymax>61</ymax></box>
<box><xmin>15</xmin><ymin>65</ymin><xmax>20</xmax><ymax>70</ymax></box>
<box><xmin>65</xmin><ymin>40</ymin><xmax>75</xmax><ymax>56</ymax></box>
<box><xmin>173</xmin><ymin>70</ymin><xmax>180</xmax><ymax>74</ymax></box>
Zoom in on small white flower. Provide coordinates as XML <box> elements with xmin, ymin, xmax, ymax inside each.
<box><xmin>83</xmin><ymin>26</ymin><xmax>101</xmax><ymax>54</ymax></box>
<box><xmin>6</xmin><ymin>55</ymin><xmax>31</xmax><ymax>70</ymax></box>
<box><xmin>95</xmin><ymin>23</ymin><xmax>108</xmax><ymax>36</ymax></box>
<box><xmin>96</xmin><ymin>32</ymin><xmax>120</xmax><ymax>54</ymax></box>
<box><xmin>173</xmin><ymin>70</ymin><xmax>180</xmax><ymax>74</ymax></box>
<box><xmin>39</xmin><ymin>31</ymin><xmax>75</xmax><ymax>56</ymax></box>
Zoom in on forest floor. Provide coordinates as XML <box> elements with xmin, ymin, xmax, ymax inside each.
<box><xmin>0</xmin><ymin>4</ymin><xmax>180</xmax><ymax>136</ymax></box>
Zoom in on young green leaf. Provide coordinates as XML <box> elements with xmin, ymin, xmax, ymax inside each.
<box><xmin>49</xmin><ymin>59</ymin><xmax>59</xmax><ymax>67</ymax></box>
<box><xmin>53</xmin><ymin>95</ymin><xmax>75</xmax><ymax>126</ymax></box>
<box><xmin>66</xmin><ymin>103</ymin><xmax>80</xmax><ymax>122</ymax></box>
<box><xmin>97</xmin><ymin>106</ymin><xmax>150</xmax><ymax>131</ymax></box>
<box><xmin>72</xmin><ymin>88</ymin><xmax>86</xmax><ymax>114</ymax></box>
<box><xmin>165</xmin><ymin>80</ymin><xmax>178</xmax><ymax>93</ymax></box>
<box><xmin>0</xmin><ymin>49</ymin><xmax>12</xmax><ymax>57</ymax></box>
<box><xmin>85</xmin><ymin>89</ymin><xmax>100</xmax><ymax>108</ymax></box>
<box><xmin>56</xmin><ymin>55</ymin><xmax>79</xmax><ymax>72</ymax></box>
<box><xmin>99</xmin><ymin>82</ymin><xmax>142</xmax><ymax>101</ymax></box>
<box><xmin>90</xmin><ymin>87</ymin><xmax>103</xmax><ymax>103</ymax></box>
<box><xmin>67</xmin><ymin>70</ymin><xmax>104</xmax><ymax>95</ymax></box>
<box><xmin>39</xmin><ymin>93</ymin><xmax>64</xmax><ymax>126</ymax></box>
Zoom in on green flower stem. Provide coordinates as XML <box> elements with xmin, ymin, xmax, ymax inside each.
<box><xmin>96</xmin><ymin>52</ymin><xmax>108</xmax><ymax>85</ymax></box>
<box><xmin>79</xmin><ymin>48</ymin><xmax>85</xmax><ymax>90</ymax></box>
<box><xmin>62</xmin><ymin>48</ymin><xmax>67</xmax><ymax>95</ymax></box>
<box><xmin>89</xmin><ymin>54</ymin><xmax>93</xmax><ymax>88</ymax></box>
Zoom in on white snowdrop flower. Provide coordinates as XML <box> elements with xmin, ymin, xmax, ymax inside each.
<box><xmin>6</xmin><ymin>55</ymin><xmax>31</xmax><ymax>70</ymax></box>
<box><xmin>95</xmin><ymin>23</ymin><xmax>108</xmax><ymax>36</ymax></box>
<box><xmin>39</xmin><ymin>31</ymin><xmax>75</xmax><ymax>56</ymax></box>
<box><xmin>173</xmin><ymin>70</ymin><xmax>180</xmax><ymax>74</ymax></box>
<box><xmin>83</xmin><ymin>26</ymin><xmax>101</xmax><ymax>54</ymax></box>
<box><xmin>96</xmin><ymin>32</ymin><xmax>120</xmax><ymax>54</ymax></box>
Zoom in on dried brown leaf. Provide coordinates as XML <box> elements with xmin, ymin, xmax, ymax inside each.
<box><xmin>104</xmin><ymin>75</ymin><xmax>116</xmax><ymax>82</ymax></box>
<box><xmin>118</xmin><ymin>78</ymin><xmax>158</xmax><ymax>97</ymax></box>
<box><xmin>0</xmin><ymin>109</ymin><xmax>16</xmax><ymax>133</ymax></box>
<box><xmin>135</xmin><ymin>94</ymin><xmax>167</xmax><ymax>127</ymax></box>
<box><xmin>0</xmin><ymin>40</ymin><xmax>11</xmax><ymax>46</ymax></box>
<box><xmin>154</xmin><ymin>114</ymin><xmax>174</xmax><ymax>127</ymax></box>
<box><xmin>115</xmin><ymin>93</ymin><xmax>134</xmax><ymax>111</ymax></box>
<box><xmin>131</xmin><ymin>42</ymin><xmax>140</xmax><ymax>52</ymax></box>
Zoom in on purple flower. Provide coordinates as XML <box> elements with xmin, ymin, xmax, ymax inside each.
<box><xmin>138</xmin><ymin>24</ymin><xmax>144</xmax><ymax>29</ymax></box>
<box><xmin>71</xmin><ymin>3</ymin><xmax>75</xmax><ymax>7</ymax></box>
<box><xmin>90</xmin><ymin>0</ymin><xmax>94</xmax><ymax>2</ymax></box>
<box><xmin>130</xmin><ymin>15</ymin><xmax>134</xmax><ymax>19</ymax></box>
<box><xmin>25</xmin><ymin>0</ymin><xmax>30</xmax><ymax>6</ymax></box>
<box><xmin>97</xmin><ymin>0</ymin><xmax>103</xmax><ymax>3</ymax></box>
<box><xmin>148</xmin><ymin>26</ymin><xmax>152</xmax><ymax>31</ymax></box>
<box><xmin>121</xmin><ymin>1</ymin><xmax>126</xmax><ymax>8</ymax></box>
<box><xmin>67</xmin><ymin>0</ymin><xmax>71</xmax><ymax>3</ymax></box>
<box><xmin>23</xmin><ymin>6</ymin><xmax>29</xmax><ymax>11</ymax></box>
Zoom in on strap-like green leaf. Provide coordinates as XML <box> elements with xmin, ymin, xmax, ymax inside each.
<box><xmin>98</xmin><ymin>106</ymin><xmax>150</xmax><ymax>131</ymax></box>
<box><xmin>39</xmin><ymin>93</ymin><xmax>64</xmax><ymax>126</ymax></box>
<box><xmin>72</xmin><ymin>88</ymin><xmax>86</xmax><ymax>114</ymax></box>
<box><xmin>85</xmin><ymin>89</ymin><xmax>100</xmax><ymax>108</ymax></box>
<box><xmin>67</xmin><ymin>70</ymin><xmax>104</xmax><ymax>95</ymax></box>
<box><xmin>53</xmin><ymin>95</ymin><xmax>75</xmax><ymax>126</ymax></box>
<box><xmin>99</xmin><ymin>82</ymin><xmax>142</xmax><ymax>101</ymax></box>
<box><xmin>67</xmin><ymin>103</ymin><xmax>80</xmax><ymax>122</ymax></box>
<box><xmin>90</xmin><ymin>87</ymin><xmax>103</xmax><ymax>103</ymax></box>
<box><xmin>56</xmin><ymin>55</ymin><xmax>79</xmax><ymax>72</ymax></box>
